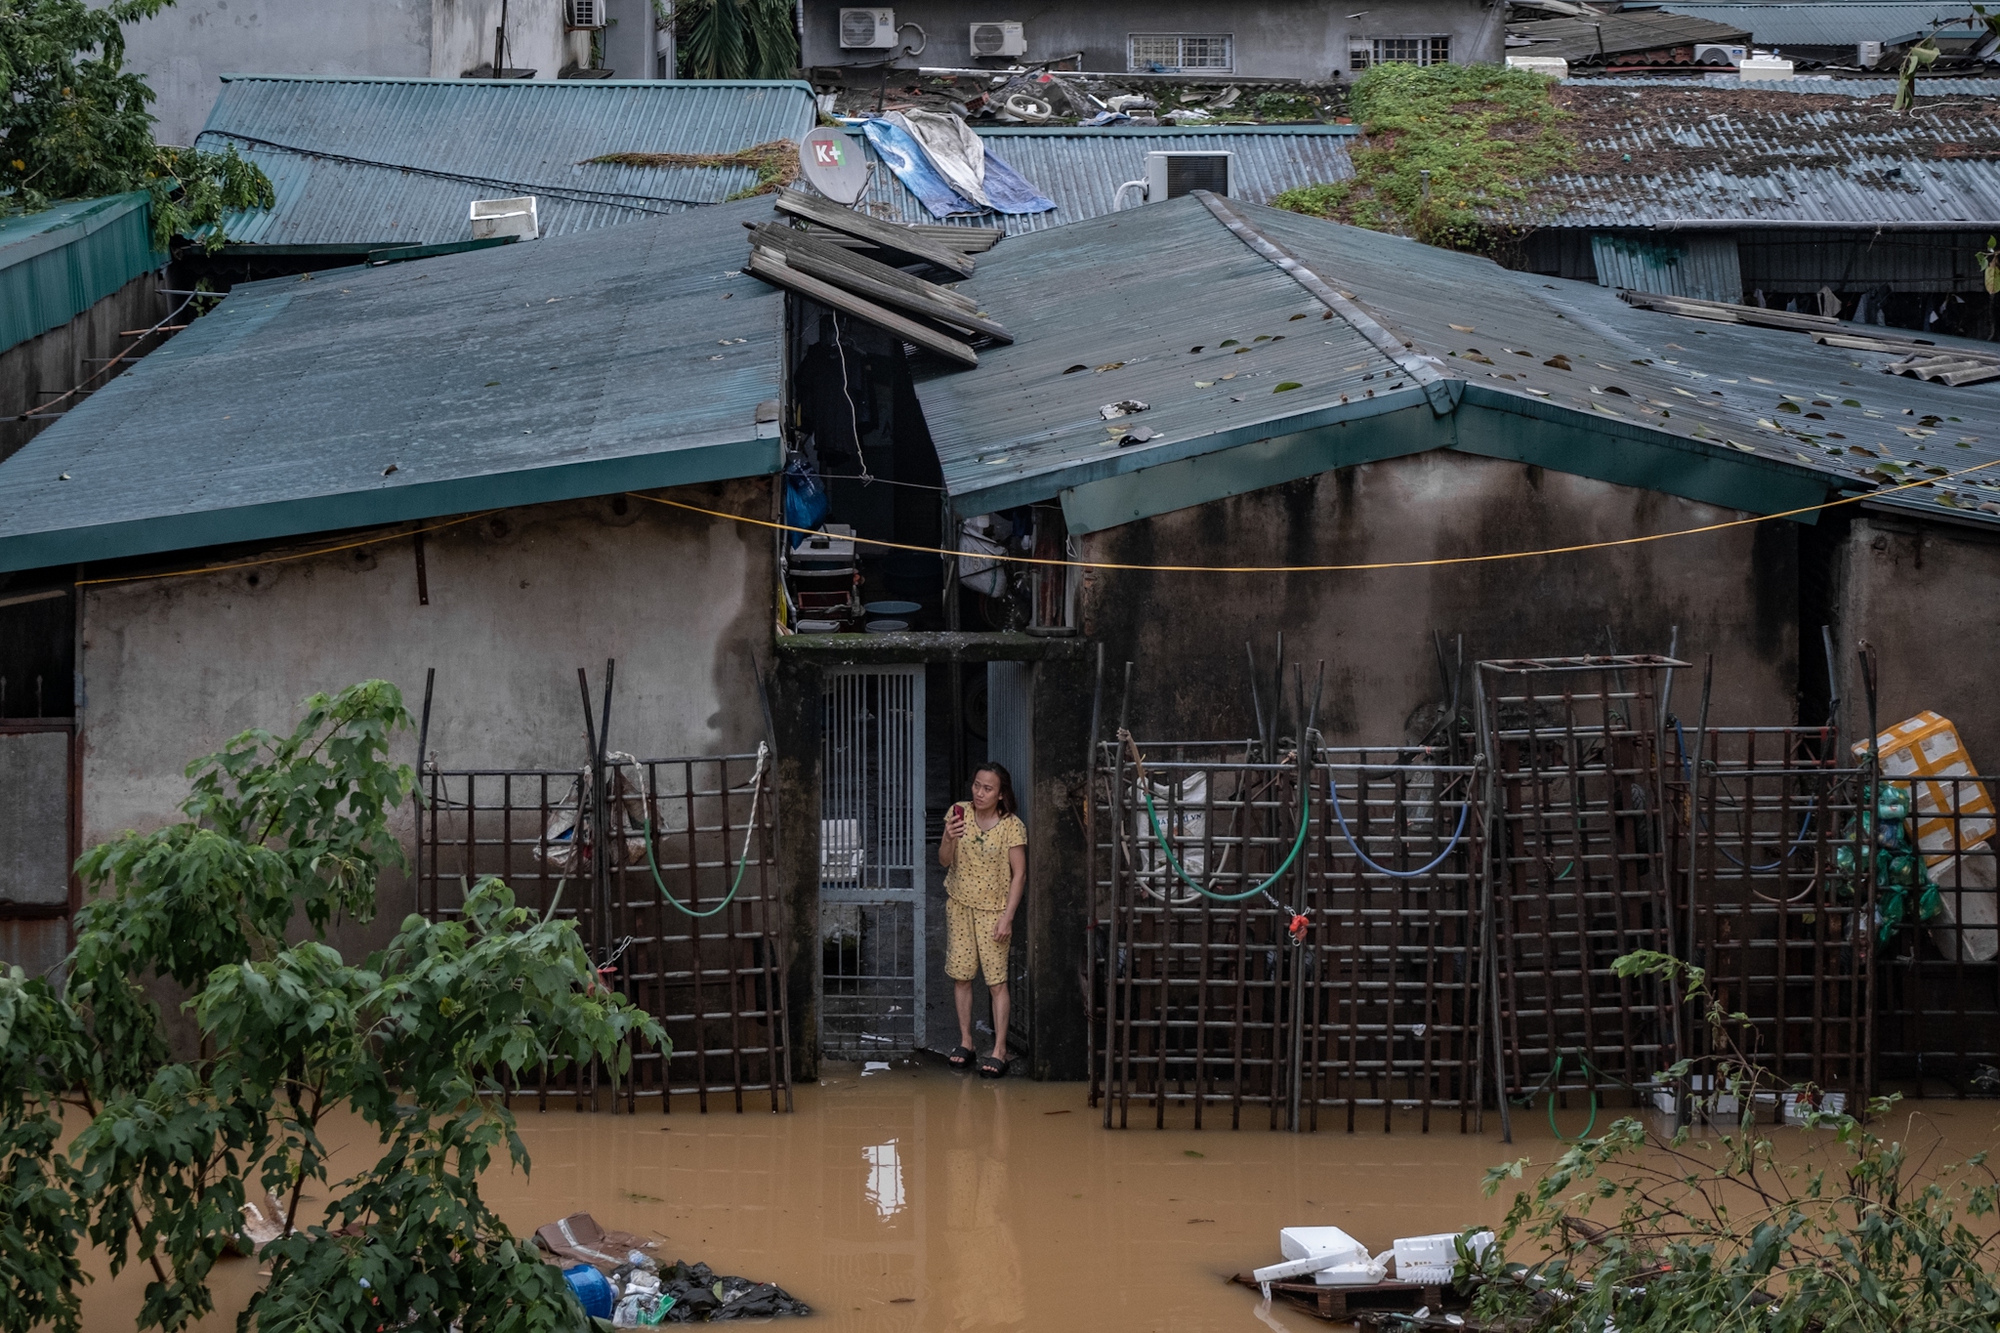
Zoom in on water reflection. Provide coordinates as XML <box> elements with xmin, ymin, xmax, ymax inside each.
<box><xmin>864</xmin><ymin>1141</ymin><xmax>905</xmax><ymax>1218</ymax></box>
<box><xmin>944</xmin><ymin>1078</ymin><xmax>1025</xmax><ymax>1328</ymax></box>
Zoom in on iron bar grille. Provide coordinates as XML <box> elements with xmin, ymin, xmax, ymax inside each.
<box><xmin>417</xmin><ymin>754</ymin><xmax>791</xmax><ymax>1113</ymax></box>
<box><xmin>1674</xmin><ymin>727</ymin><xmax>1873</xmax><ymax>1107</ymax></box>
<box><xmin>1088</xmin><ymin>741</ymin><xmax>1483</xmax><ymax>1131</ymax></box>
<box><xmin>1872</xmin><ymin>768</ymin><xmax>2000</xmax><ymax>1096</ymax></box>
<box><xmin>820</xmin><ymin>667</ymin><xmax>927</xmax><ymax>1061</ymax></box>
<box><xmin>1478</xmin><ymin>658</ymin><xmax>1683</xmax><ymax>1104</ymax></box>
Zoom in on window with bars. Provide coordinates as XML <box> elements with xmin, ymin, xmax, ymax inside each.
<box><xmin>1348</xmin><ymin>35</ymin><xmax>1451</xmax><ymax>70</ymax></box>
<box><xmin>1128</xmin><ymin>33</ymin><xmax>1234</xmax><ymax>72</ymax></box>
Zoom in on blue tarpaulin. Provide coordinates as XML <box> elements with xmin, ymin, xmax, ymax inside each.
<box><xmin>855</xmin><ymin>119</ymin><xmax>1054</xmax><ymax>219</ymax></box>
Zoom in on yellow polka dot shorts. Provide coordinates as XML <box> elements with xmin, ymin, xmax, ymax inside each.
<box><xmin>945</xmin><ymin>896</ymin><xmax>1010</xmax><ymax>985</ymax></box>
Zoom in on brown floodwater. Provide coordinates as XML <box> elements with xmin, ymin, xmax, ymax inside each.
<box><xmin>76</xmin><ymin>1069</ymin><xmax>2000</xmax><ymax>1333</ymax></box>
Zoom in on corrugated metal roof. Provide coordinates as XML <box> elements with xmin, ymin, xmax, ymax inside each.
<box><xmin>1590</xmin><ymin>231</ymin><xmax>1744</xmax><ymax>299</ymax></box>
<box><xmin>0</xmin><ymin>197</ymin><xmax>784</xmax><ymax>572</ymax></box>
<box><xmin>195</xmin><ymin>76</ymin><xmax>818</xmax><ymax>247</ymax></box>
<box><xmin>847</xmin><ymin>124</ymin><xmax>1357</xmax><ymax>235</ymax></box>
<box><xmin>1503</xmin><ymin>85</ymin><xmax>2000</xmax><ymax>226</ymax></box>
<box><xmin>1575</xmin><ymin>75</ymin><xmax>2000</xmax><ymax>94</ymax></box>
<box><xmin>1507</xmin><ymin>11</ymin><xmax>1754</xmax><ymax>62</ymax></box>
<box><xmin>1638</xmin><ymin>3</ymin><xmax>1992</xmax><ymax>44</ymax></box>
<box><xmin>911</xmin><ymin>195</ymin><xmax>2000</xmax><ymax>531</ymax></box>
<box><xmin>0</xmin><ymin>193</ymin><xmax>158</xmax><ymax>355</ymax></box>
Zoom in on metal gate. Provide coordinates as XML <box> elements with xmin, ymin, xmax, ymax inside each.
<box><xmin>1477</xmin><ymin>655</ymin><xmax>1685</xmax><ymax>1110</ymax></box>
<box><xmin>821</xmin><ymin>666</ymin><xmax>927</xmax><ymax>1060</ymax></box>
<box><xmin>417</xmin><ymin>750</ymin><xmax>790</xmax><ymax>1112</ymax></box>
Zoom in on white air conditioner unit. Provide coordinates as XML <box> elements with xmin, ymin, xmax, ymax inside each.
<box><xmin>840</xmin><ymin>7</ymin><xmax>897</xmax><ymax>48</ymax></box>
<box><xmin>1858</xmin><ymin>39</ymin><xmax>1885</xmax><ymax>67</ymax></box>
<box><xmin>565</xmin><ymin>0</ymin><xmax>606</xmax><ymax>28</ymax></box>
<box><xmin>970</xmin><ymin>21</ymin><xmax>1027</xmax><ymax>57</ymax></box>
<box><xmin>1693</xmin><ymin>42</ymin><xmax>1746</xmax><ymax>65</ymax></box>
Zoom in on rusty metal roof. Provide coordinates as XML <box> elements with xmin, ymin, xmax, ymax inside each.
<box><xmin>196</xmin><ymin>75</ymin><xmax>818</xmax><ymax>248</ymax></box>
<box><xmin>1507</xmin><ymin>11</ymin><xmax>1753</xmax><ymax>62</ymax></box>
<box><xmin>1501</xmin><ymin>84</ymin><xmax>2000</xmax><ymax>228</ymax></box>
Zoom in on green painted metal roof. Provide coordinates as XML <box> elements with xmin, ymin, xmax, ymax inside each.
<box><xmin>0</xmin><ymin>193</ymin><xmax>158</xmax><ymax>356</ymax></box>
<box><xmin>196</xmin><ymin>76</ymin><xmax>819</xmax><ymax>248</ymax></box>
<box><xmin>912</xmin><ymin>195</ymin><xmax>2000</xmax><ymax>533</ymax></box>
<box><xmin>0</xmin><ymin>197</ymin><xmax>784</xmax><ymax>573</ymax></box>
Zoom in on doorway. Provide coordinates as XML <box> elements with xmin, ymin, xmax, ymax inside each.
<box><xmin>821</xmin><ymin>666</ymin><xmax>927</xmax><ymax>1059</ymax></box>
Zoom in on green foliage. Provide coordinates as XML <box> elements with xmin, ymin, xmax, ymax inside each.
<box><xmin>0</xmin><ymin>683</ymin><xmax>663</xmax><ymax>1333</ymax></box>
<box><xmin>0</xmin><ymin>0</ymin><xmax>273</xmax><ymax>250</ymax></box>
<box><xmin>677</xmin><ymin>0</ymin><xmax>799</xmax><ymax>80</ymax></box>
<box><xmin>1272</xmin><ymin>62</ymin><xmax>1574</xmax><ymax>252</ymax></box>
<box><xmin>1469</xmin><ymin>950</ymin><xmax>2000</xmax><ymax>1332</ymax></box>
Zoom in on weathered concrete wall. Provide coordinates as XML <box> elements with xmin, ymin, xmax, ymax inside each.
<box><xmin>1</xmin><ymin>273</ymin><xmax>164</xmax><ymax>465</ymax></box>
<box><xmin>1828</xmin><ymin>510</ymin><xmax>2000</xmax><ymax>765</ymax></box>
<box><xmin>1078</xmin><ymin>449</ymin><xmax>1801</xmax><ymax>742</ymax></box>
<box><xmin>802</xmin><ymin>0</ymin><xmax>1503</xmax><ymax>79</ymax></box>
<box><xmin>121</xmin><ymin>0</ymin><xmax>435</xmax><ymax>146</ymax></box>
<box><xmin>432</xmin><ymin>0</ymin><xmax>581</xmax><ymax>79</ymax></box>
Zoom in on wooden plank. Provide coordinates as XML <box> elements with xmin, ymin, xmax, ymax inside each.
<box><xmin>750</xmin><ymin>229</ymin><xmax>1013</xmax><ymax>343</ymax></box>
<box><xmin>751</xmin><ymin>223</ymin><xmax>981</xmax><ymax>313</ymax></box>
<box><xmin>773</xmin><ymin>189</ymin><xmax>976</xmax><ymax>276</ymax></box>
<box><xmin>744</xmin><ymin>249</ymin><xmax>978</xmax><ymax>367</ymax></box>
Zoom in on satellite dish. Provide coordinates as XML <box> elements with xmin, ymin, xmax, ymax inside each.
<box><xmin>799</xmin><ymin>126</ymin><xmax>869</xmax><ymax>205</ymax></box>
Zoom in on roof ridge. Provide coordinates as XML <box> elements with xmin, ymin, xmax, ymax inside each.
<box><xmin>1195</xmin><ymin>193</ymin><xmax>1458</xmax><ymax>416</ymax></box>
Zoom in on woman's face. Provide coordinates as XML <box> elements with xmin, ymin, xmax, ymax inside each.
<box><xmin>969</xmin><ymin>770</ymin><xmax>1001</xmax><ymax>813</ymax></box>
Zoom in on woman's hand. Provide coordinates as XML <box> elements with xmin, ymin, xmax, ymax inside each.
<box><xmin>943</xmin><ymin>803</ymin><xmax>967</xmax><ymax>842</ymax></box>
<box><xmin>992</xmin><ymin>912</ymin><xmax>1013</xmax><ymax>942</ymax></box>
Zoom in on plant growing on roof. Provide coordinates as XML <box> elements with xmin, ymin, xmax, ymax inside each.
<box><xmin>1271</xmin><ymin>62</ymin><xmax>1574</xmax><ymax>254</ymax></box>
<box><xmin>0</xmin><ymin>682</ymin><xmax>662</xmax><ymax>1332</ymax></box>
<box><xmin>0</xmin><ymin>0</ymin><xmax>273</xmax><ymax>250</ymax></box>
<box><xmin>675</xmin><ymin>0</ymin><xmax>800</xmax><ymax>80</ymax></box>
<box><xmin>1465</xmin><ymin>950</ymin><xmax>2000</xmax><ymax>1332</ymax></box>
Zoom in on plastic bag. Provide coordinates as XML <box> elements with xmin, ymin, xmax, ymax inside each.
<box><xmin>784</xmin><ymin>458</ymin><xmax>828</xmax><ymax>548</ymax></box>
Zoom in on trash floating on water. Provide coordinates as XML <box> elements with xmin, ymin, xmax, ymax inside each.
<box><xmin>536</xmin><ymin>1212</ymin><xmax>660</xmax><ymax>1274</ymax></box>
<box><xmin>1238</xmin><ymin>1225</ymin><xmax>1484</xmax><ymax>1322</ymax></box>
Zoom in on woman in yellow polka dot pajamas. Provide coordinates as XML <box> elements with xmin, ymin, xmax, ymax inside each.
<box><xmin>939</xmin><ymin>762</ymin><xmax>1026</xmax><ymax>1078</ymax></box>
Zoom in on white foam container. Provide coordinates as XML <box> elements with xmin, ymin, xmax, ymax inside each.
<box><xmin>1392</xmin><ymin>1230</ymin><xmax>1493</xmax><ymax>1280</ymax></box>
<box><xmin>1252</xmin><ymin>1252</ymin><xmax>1348</xmax><ymax>1284</ymax></box>
<box><xmin>1279</xmin><ymin>1226</ymin><xmax>1367</xmax><ymax>1264</ymax></box>
<box><xmin>1782</xmin><ymin>1091</ymin><xmax>1848</xmax><ymax>1124</ymax></box>
<box><xmin>1506</xmin><ymin>55</ymin><xmax>1569</xmax><ymax>79</ymax></box>
<box><xmin>470</xmin><ymin>195</ymin><xmax>540</xmax><ymax>241</ymax></box>
<box><xmin>1314</xmin><ymin>1258</ymin><xmax>1390</xmax><ymax>1286</ymax></box>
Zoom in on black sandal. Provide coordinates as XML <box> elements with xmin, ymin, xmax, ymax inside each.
<box><xmin>948</xmin><ymin>1045</ymin><xmax>976</xmax><ymax>1070</ymax></box>
<box><xmin>977</xmin><ymin>1055</ymin><xmax>1007</xmax><ymax>1079</ymax></box>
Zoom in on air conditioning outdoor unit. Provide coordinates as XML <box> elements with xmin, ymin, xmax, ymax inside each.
<box><xmin>1114</xmin><ymin>150</ymin><xmax>1233</xmax><ymax>209</ymax></box>
<box><xmin>1149</xmin><ymin>150</ymin><xmax>1230</xmax><ymax>200</ymax></box>
<box><xmin>565</xmin><ymin>0</ymin><xmax>606</xmax><ymax>28</ymax></box>
<box><xmin>1858</xmin><ymin>39</ymin><xmax>1885</xmax><ymax>67</ymax></box>
<box><xmin>1693</xmin><ymin>42</ymin><xmax>1747</xmax><ymax>65</ymax></box>
<box><xmin>839</xmin><ymin>7</ymin><xmax>897</xmax><ymax>48</ymax></box>
<box><xmin>970</xmin><ymin>21</ymin><xmax>1027</xmax><ymax>57</ymax></box>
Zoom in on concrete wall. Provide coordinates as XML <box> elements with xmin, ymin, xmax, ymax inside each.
<box><xmin>1</xmin><ymin>273</ymin><xmax>165</xmax><ymax>465</ymax></box>
<box><xmin>1829</xmin><ymin>510</ymin><xmax>2000</xmax><ymax>765</ymax></box>
<box><xmin>78</xmin><ymin>481</ymin><xmax>774</xmax><ymax>970</ymax></box>
<box><xmin>432</xmin><ymin>0</ymin><xmax>587</xmax><ymax>79</ymax></box>
<box><xmin>802</xmin><ymin>0</ymin><xmax>1504</xmax><ymax>79</ymax></box>
<box><xmin>121</xmin><ymin>0</ymin><xmax>435</xmax><ymax>146</ymax></box>
<box><xmin>1077</xmin><ymin>449</ymin><xmax>1801</xmax><ymax>743</ymax></box>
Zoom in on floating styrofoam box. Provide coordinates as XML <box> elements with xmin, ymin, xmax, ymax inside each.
<box><xmin>1253</xmin><ymin>1252</ymin><xmax>1348</xmax><ymax>1284</ymax></box>
<box><xmin>1652</xmin><ymin>1077</ymin><xmax>1778</xmax><ymax>1118</ymax></box>
<box><xmin>1314</xmin><ymin>1257</ymin><xmax>1390</xmax><ymax>1286</ymax></box>
<box><xmin>1506</xmin><ymin>55</ymin><xmax>1568</xmax><ymax>79</ymax></box>
<box><xmin>470</xmin><ymin>195</ymin><xmax>539</xmax><ymax>241</ymax></box>
<box><xmin>1930</xmin><ymin>851</ymin><xmax>1999</xmax><ymax>962</ymax></box>
<box><xmin>1392</xmin><ymin>1230</ymin><xmax>1492</xmax><ymax>1280</ymax></box>
<box><xmin>1280</xmin><ymin>1226</ymin><xmax>1368</xmax><ymax>1265</ymax></box>
<box><xmin>1738</xmin><ymin>56</ymin><xmax>1795</xmax><ymax>79</ymax></box>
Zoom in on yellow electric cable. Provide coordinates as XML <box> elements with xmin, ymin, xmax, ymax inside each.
<box><xmin>632</xmin><ymin>456</ymin><xmax>2000</xmax><ymax>575</ymax></box>
<box><xmin>76</xmin><ymin>511</ymin><xmax>495</xmax><ymax>588</ymax></box>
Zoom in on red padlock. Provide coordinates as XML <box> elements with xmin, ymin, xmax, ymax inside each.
<box><xmin>1288</xmin><ymin>913</ymin><xmax>1310</xmax><ymax>943</ymax></box>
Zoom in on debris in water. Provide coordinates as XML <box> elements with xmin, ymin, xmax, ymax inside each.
<box><xmin>535</xmin><ymin>1212</ymin><xmax>661</xmax><ymax>1274</ymax></box>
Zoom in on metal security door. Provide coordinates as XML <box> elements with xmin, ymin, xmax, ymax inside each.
<box><xmin>821</xmin><ymin>667</ymin><xmax>927</xmax><ymax>1059</ymax></box>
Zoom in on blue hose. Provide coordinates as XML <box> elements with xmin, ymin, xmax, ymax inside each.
<box><xmin>1326</xmin><ymin>773</ymin><xmax>1470</xmax><ymax>878</ymax></box>
<box><xmin>1676</xmin><ymin>719</ymin><xmax>1815</xmax><ymax>872</ymax></box>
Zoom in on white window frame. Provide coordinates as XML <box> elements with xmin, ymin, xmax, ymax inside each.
<box><xmin>1127</xmin><ymin>32</ymin><xmax>1235</xmax><ymax>73</ymax></box>
<box><xmin>1349</xmin><ymin>35</ymin><xmax>1452</xmax><ymax>70</ymax></box>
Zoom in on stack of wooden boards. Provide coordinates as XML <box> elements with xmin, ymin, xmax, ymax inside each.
<box><xmin>742</xmin><ymin>189</ymin><xmax>1012</xmax><ymax>368</ymax></box>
